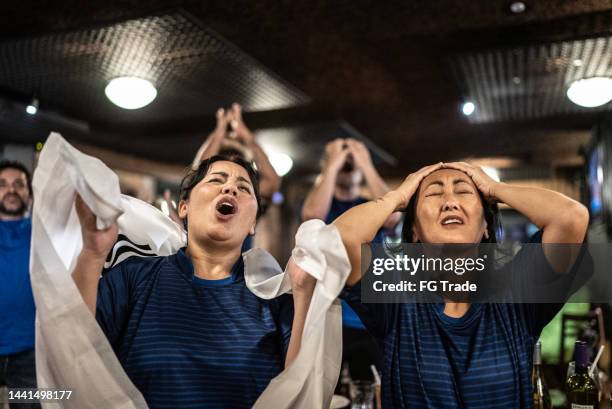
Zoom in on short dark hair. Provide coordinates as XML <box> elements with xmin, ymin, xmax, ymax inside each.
<box><xmin>0</xmin><ymin>160</ymin><xmax>32</xmax><ymax>195</ymax></box>
<box><xmin>401</xmin><ymin>187</ymin><xmax>500</xmax><ymax>244</ymax></box>
<box><xmin>179</xmin><ymin>155</ymin><xmax>262</xmax><ymax>228</ymax></box>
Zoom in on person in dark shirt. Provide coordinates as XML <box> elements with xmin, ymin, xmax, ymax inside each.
<box><xmin>71</xmin><ymin>154</ymin><xmax>316</xmax><ymax>409</ymax></box>
<box><xmin>302</xmin><ymin>138</ymin><xmax>401</xmax><ymax>380</ymax></box>
<box><xmin>333</xmin><ymin>161</ymin><xmax>591</xmax><ymax>408</ymax></box>
<box><xmin>0</xmin><ymin>160</ymin><xmax>40</xmax><ymax>409</ymax></box>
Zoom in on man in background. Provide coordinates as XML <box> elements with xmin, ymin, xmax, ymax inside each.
<box><xmin>0</xmin><ymin>160</ymin><xmax>40</xmax><ymax>409</ymax></box>
<box><xmin>302</xmin><ymin>138</ymin><xmax>401</xmax><ymax>380</ymax></box>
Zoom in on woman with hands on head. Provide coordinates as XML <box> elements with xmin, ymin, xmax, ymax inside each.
<box><xmin>333</xmin><ymin>161</ymin><xmax>590</xmax><ymax>409</ymax></box>
<box><xmin>71</xmin><ymin>155</ymin><xmax>316</xmax><ymax>409</ymax></box>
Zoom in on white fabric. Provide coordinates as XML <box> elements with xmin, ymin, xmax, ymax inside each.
<box><xmin>30</xmin><ymin>132</ymin><xmax>351</xmax><ymax>409</ymax></box>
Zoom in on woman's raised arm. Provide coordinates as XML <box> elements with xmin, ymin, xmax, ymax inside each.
<box><xmin>445</xmin><ymin>162</ymin><xmax>589</xmax><ymax>272</ymax></box>
<box><xmin>333</xmin><ymin>163</ymin><xmax>443</xmax><ymax>285</ymax></box>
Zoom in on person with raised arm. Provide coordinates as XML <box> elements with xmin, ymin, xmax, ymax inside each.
<box><xmin>71</xmin><ymin>155</ymin><xmax>315</xmax><ymax>409</ymax></box>
<box><xmin>333</xmin><ymin>161</ymin><xmax>591</xmax><ymax>408</ymax></box>
<box><xmin>302</xmin><ymin>138</ymin><xmax>401</xmax><ymax>380</ymax></box>
<box><xmin>192</xmin><ymin>103</ymin><xmax>280</xmax><ymax>204</ymax></box>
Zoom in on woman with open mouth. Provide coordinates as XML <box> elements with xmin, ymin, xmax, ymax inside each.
<box><xmin>70</xmin><ymin>154</ymin><xmax>316</xmax><ymax>409</ymax></box>
<box><xmin>333</xmin><ymin>161</ymin><xmax>591</xmax><ymax>408</ymax></box>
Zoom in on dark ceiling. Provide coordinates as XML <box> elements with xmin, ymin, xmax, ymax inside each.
<box><xmin>0</xmin><ymin>1</ymin><xmax>611</xmax><ymax>177</ymax></box>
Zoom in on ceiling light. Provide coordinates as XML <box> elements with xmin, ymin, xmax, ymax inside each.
<box><xmin>105</xmin><ymin>76</ymin><xmax>157</xmax><ymax>109</ymax></box>
<box><xmin>566</xmin><ymin>77</ymin><xmax>612</xmax><ymax>108</ymax></box>
<box><xmin>267</xmin><ymin>151</ymin><xmax>293</xmax><ymax>176</ymax></box>
<box><xmin>509</xmin><ymin>2</ymin><xmax>527</xmax><ymax>13</ymax></box>
<box><xmin>462</xmin><ymin>101</ymin><xmax>476</xmax><ymax>116</ymax></box>
<box><xmin>482</xmin><ymin>166</ymin><xmax>501</xmax><ymax>182</ymax></box>
<box><xmin>26</xmin><ymin>98</ymin><xmax>39</xmax><ymax>115</ymax></box>
<box><xmin>572</xmin><ymin>59</ymin><xmax>583</xmax><ymax>67</ymax></box>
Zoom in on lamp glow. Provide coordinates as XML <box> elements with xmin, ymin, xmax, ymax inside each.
<box><xmin>509</xmin><ymin>1</ymin><xmax>527</xmax><ymax>13</ymax></box>
<box><xmin>567</xmin><ymin>77</ymin><xmax>612</xmax><ymax>108</ymax></box>
<box><xmin>105</xmin><ymin>77</ymin><xmax>157</xmax><ymax>109</ymax></box>
<box><xmin>462</xmin><ymin>102</ymin><xmax>476</xmax><ymax>116</ymax></box>
<box><xmin>267</xmin><ymin>152</ymin><xmax>293</xmax><ymax>176</ymax></box>
<box><xmin>26</xmin><ymin>98</ymin><xmax>39</xmax><ymax>115</ymax></box>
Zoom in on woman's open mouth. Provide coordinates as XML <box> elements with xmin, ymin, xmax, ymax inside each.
<box><xmin>215</xmin><ymin>197</ymin><xmax>238</xmax><ymax>220</ymax></box>
<box><xmin>440</xmin><ymin>215</ymin><xmax>465</xmax><ymax>227</ymax></box>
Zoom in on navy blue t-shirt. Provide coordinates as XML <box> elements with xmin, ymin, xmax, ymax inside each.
<box><xmin>341</xmin><ymin>232</ymin><xmax>590</xmax><ymax>408</ymax></box>
<box><xmin>325</xmin><ymin>197</ymin><xmax>385</xmax><ymax>244</ymax></box>
<box><xmin>0</xmin><ymin>218</ymin><xmax>36</xmax><ymax>355</ymax></box>
<box><xmin>96</xmin><ymin>249</ymin><xmax>293</xmax><ymax>409</ymax></box>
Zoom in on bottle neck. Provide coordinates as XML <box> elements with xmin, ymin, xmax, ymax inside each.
<box><xmin>533</xmin><ymin>341</ymin><xmax>542</xmax><ymax>366</ymax></box>
<box><xmin>573</xmin><ymin>341</ymin><xmax>590</xmax><ymax>374</ymax></box>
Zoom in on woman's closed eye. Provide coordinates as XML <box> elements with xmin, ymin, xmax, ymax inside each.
<box><xmin>456</xmin><ymin>190</ymin><xmax>473</xmax><ymax>195</ymax></box>
<box><xmin>425</xmin><ymin>191</ymin><xmax>443</xmax><ymax>197</ymax></box>
<box><xmin>239</xmin><ymin>185</ymin><xmax>252</xmax><ymax>193</ymax></box>
<box><xmin>207</xmin><ymin>178</ymin><xmax>224</xmax><ymax>184</ymax></box>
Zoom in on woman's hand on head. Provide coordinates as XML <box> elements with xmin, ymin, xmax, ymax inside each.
<box><xmin>75</xmin><ymin>194</ymin><xmax>118</xmax><ymax>261</ymax></box>
<box><xmin>443</xmin><ymin>162</ymin><xmax>501</xmax><ymax>202</ymax></box>
<box><xmin>393</xmin><ymin>162</ymin><xmax>444</xmax><ymax>211</ymax></box>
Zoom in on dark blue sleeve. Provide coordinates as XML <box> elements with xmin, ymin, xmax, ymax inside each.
<box><xmin>506</xmin><ymin>230</ymin><xmax>593</xmax><ymax>336</ymax></box>
<box><xmin>339</xmin><ymin>281</ymin><xmax>397</xmax><ymax>340</ymax></box>
<box><xmin>95</xmin><ymin>258</ymin><xmax>153</xmax><ymax>346</ymax></box>
<box><xmin>271</xmin><ymin>294</ymin><xmax>294</xmax><ymax>360</ymax></box>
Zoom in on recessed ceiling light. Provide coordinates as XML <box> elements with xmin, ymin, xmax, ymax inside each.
<box><xmin>572</xmin><ymin>59</ymin><xmax>583</xmax><ymax>67</ymax></box>
<box><xmin>462</xmin><ymin>101</ymin><xmax>476</xmax><ymax>116</ymax></box>
<box><xmin>26</xmin><ymin>98</ymin><xmax>39</xmax><ymax>115</ymax></box>
<box><xmin>105</xmin><ymin>76</ymin><xmax>157</xmax><ymax>109</ymax></box>
<box><xmin>512</xmin><ymin>76</ymin><xmax>521</xmax><ymax>85</ymax></box>
<box><xmin>567</xmin><ymin>77</ymin><xmax>612</xmax><ymax>108</ymax></box>
<box><xmin>509</xmin><ymin>1</ymin><xmax>527</xmax><ymax>14</ymax></box>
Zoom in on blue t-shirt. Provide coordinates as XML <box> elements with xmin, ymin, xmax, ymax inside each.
<box><xmin>325</xmin><ymin>197</ymin><xmax>385</xmax><ymax>330</ymax></box>
<box><xmin>0</xmin><ymin>218</ymin><xmax>35</xmax><ymax>356</ymax></box>
<box><xmin>96</xmin><ymin>249</ymin><xmax>293</xmax><ymax>409</ymax></box>
<box><xmin>341</xmin><ymin>232</ymin><xmax>590</xmax><ymax>408</ymax></box>
<box><xmin>324</xmin><ymin>197</ymin><xmax>385</xmax><ymax>244</ymax></box>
